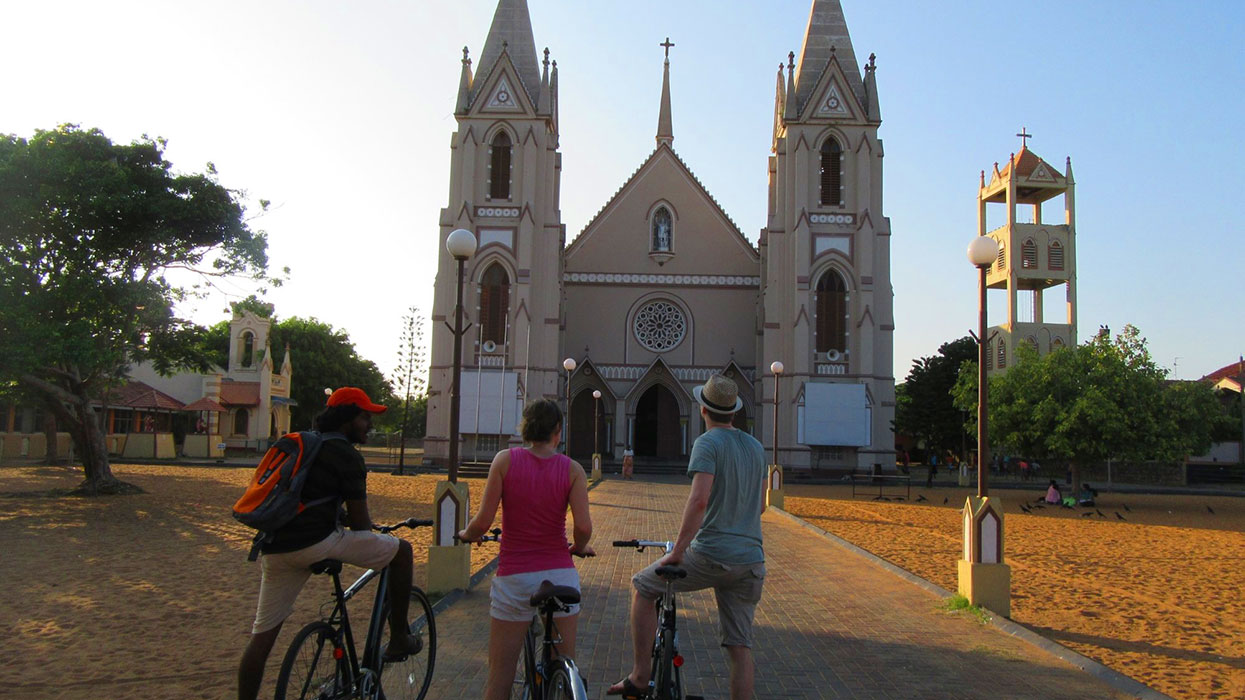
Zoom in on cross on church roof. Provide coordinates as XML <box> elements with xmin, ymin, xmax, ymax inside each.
<box><xmin>660</xmin><ymin>37</ymin><xmax>675</xmax><ymax>59</ymax></box>
<box><xmin>1016</xmin><ymin>127</ymin><xmax>1033</xmax><ymax>148</ymax></box>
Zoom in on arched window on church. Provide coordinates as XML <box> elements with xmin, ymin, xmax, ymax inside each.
<box><xmin>488</xmin><ymin>132</ymin><xmax>512</xmax><ymax>200</ymax></box>
<box><xmin>479</xmin><ymin>263</ymin><xmax>510</xmax><ymax>347</ymax></box>
<box><xmin>997</xmin><ymin>343</ymin><xmax>1007</xmax><ymax>369</ymax></box>
<box><xmin>1021</xmin><ymin>239</ymin><xmax>1038</xmax><ymax>269</ymax></box>
<box><xmin>233</xmin><ymin>408</ymin><xmax>249</xmax><ymax>436</ymax></box>
<box><xmin>651</xmin><ymin>207</ymin><xmax>673</xmax><ymax>253</ymax></box>
<box><xmin>815</xmin><ymin>270</ymin><xmax>848</xmax><ymax>356</ymax></box>
<box><xmin>240</xmin><ymin>331</ymin><xmax>254</xmax><ymax>368</ymax></box>
<box><xmin>819</xmin><ymin>138</ymin><xmax>843</xmax><ymax>207</ymax></box>
<box><xmin>1048</xmin><ymin>240</ymin><xmax>1065</xmax><ymax>270</ymax></box>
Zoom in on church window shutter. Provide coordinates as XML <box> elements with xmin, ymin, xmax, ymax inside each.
<box><xmin>488</xmin><ymin>132</ymin><xmax>512</xmax><ymax>200</ymax></box>
<box><xmin>479</xmin><ymin>263</ymin><xmax>510</xmax><ymax>346</ymax></box>
<box><xmin>1048</xmin><ymin>240</ymin><xmax>1064</xmax><ymax>270</ymax></box>
<box><xmin>995</xmin><ymin>243</ymin><xmax>1006</xmax><ymax>272</ymax></box>
<box><xmin>1021</xmin><ymin>239</ymin><xmax>1037</xmax><ymax>269</ymax></box>
<box><xmin>986</xmin><ymin>342</ymin><xmax>994</xmax><ymax>370</ymax></box>
<box><xmin>814</xmin><ymin>270</ymin><xmax>848</xmax><ymax>355</ymax></box>
<box><xmin>651</xmin><ymin>207</ymin><xmax>673</xmax><ymax>252</ymax></box>
<box><xmin>240</xmin><ymin>331</ymin><xmax>254</xmax><ymax>368</ymax></box>
<box><xmin>819</xmin><ymin>138</ymin><xmax>843</xmax><ymax>207</ymax></box>
<box><xmin>997</xmin><ymin>343</ymin><xmax>1007</xmax><ymax>369</ymax></box>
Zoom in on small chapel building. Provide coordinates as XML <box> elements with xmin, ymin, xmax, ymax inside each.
<box><xmin>426</xmin><ymin>0</ymin><xmax>896</xmax><ymax>472</ymax></box>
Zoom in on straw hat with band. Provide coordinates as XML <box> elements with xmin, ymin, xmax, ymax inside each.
<box><xmin>692</xmin><ymin>374</ymin><xmax>742</xmax><ymax>414</ymax></box>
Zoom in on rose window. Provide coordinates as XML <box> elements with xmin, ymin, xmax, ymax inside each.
<box><xmin>633</xmin><ymin>301</ymin><xmax>687</xmax><ymax>352</ymax></box>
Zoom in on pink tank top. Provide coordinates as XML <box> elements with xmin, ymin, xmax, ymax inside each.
<box><xmin>498</xmin><ymin>447</ymin><xmax>575</xmax><ymax>576</ymax></box>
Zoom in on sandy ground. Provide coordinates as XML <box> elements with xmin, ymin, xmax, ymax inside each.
<box><xmin>1</xmin><ymin>464</ymin><xmax>489</xmax><ymax>700</ymax></box>
<box><xmin>784</xmin><ymin>483</ymin><xmax>1245</xmax><ymax>700</ymax></box>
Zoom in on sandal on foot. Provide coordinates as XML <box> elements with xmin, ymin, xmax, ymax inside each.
<box><xmin>381</xmin><ymin>634</ymin><xmax>423</xmax><ymax>662</ymax></box>
<box><xmin>606</xmin><ymin>676</ymin><xmax>644</xmax><ymax>698</ymax></box>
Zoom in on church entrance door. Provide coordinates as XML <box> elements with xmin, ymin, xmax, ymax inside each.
<box><xmin>635</xmin><ymin>385</ymin><xmax>681</xmax><ymax>459</ymax></box>
<box><xmin>568</xmin><ymin>389</ymin><xmax>606</xmax><ymax>461</ymax></box>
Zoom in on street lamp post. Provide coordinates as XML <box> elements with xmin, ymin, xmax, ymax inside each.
<box><xmin>592</xmin><ymin>389</ymin><xmax>602</xmax><ymax>480</ymax></box>
<box><xmin>429</xmin><ymin>228</ymin><xmax>476</xmax><ymax>595</ymax></box>
<box><xmin>445</xmin><ymin>228</ymin><xmax>477</xmax><ymax>483</ymax></box>
<box><xmin>767</xmin><ymin>361</ymin><xmax>785</xmax><ymax>508</ymax></box>
<box><xmin>562</xmin><ymin>358</ymin><xmax>576</xmax><ymax>455</ymax></box>
<box><xmin>959</xmin><ymin>234</ymin><xmax>1009</xmax><ymax>616</ymax></box>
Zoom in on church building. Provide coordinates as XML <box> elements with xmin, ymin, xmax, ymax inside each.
<box><xmin>426</xmin><ymin>0</ymin><xmax>896</xmax><ymax>471</ymax></box>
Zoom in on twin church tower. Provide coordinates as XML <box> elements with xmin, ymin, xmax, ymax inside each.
<box><xmin>427</xmin><ymin>0</ymin><xmax>895</xmax><ymax>471</ymax></box>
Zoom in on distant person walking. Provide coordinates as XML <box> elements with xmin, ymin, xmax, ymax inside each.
<box><xmin>622</xmin><ymin>447</ymin><xmax>635</xmax><ymax>480</ymax></box>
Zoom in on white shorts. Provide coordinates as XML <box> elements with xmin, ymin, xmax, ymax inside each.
<box><xmin>489</xmin><ymin>567</ymin><xmax>580</xmax><ymax>622</ymax></box>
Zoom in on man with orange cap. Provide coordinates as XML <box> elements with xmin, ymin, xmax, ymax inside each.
<box><xmin>237</xmin><ymin>387</ymin><xmax>419</xmax><ymax>700</ymax></box>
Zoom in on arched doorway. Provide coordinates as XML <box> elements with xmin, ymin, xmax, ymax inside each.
<box><xmin>634</xmin><ymin>385</ymin><xmax>681</xmax><ymax>459</ymax></box>
<box><xmin>732</xmin><ymin>404</ymin><xmax>748</xmax><ymax>432</ymax></box>
<box><xmin>568</xmin><ymin>389</ymin><xmax>607</xmax><ymax>460</ymax></box>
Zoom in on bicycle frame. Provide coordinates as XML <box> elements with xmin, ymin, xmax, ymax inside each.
<box><xmin>321</xmin><ymin>565</ymin><xmax>390</xmax><ymax>690</ymax></box>
<box><xmin>528</xmin><ymin>600</ymin><xmax>587</xmax><ymax>700</ymax></box>
<box><xmin>613</xmin><ymin>539</ymin><xmax>684</xmax><ymax>700</ymax></box>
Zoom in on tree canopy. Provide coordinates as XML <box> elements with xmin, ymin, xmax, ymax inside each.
<box><xmin>0</xmin><ymin>125</ymin><xmax>271</xmax><ymax>493</ymax></box>
<box><xmin>952</xmin><ymin>325</ymin><xmax>1221</xmax><ymax>485</ymax></box>
<box><xmin>893</xmin><ymin>336</ymin><xmax>976</xmax><ymax>458</ymax></box>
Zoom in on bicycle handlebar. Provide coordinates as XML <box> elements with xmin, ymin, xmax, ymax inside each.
<box><xmin>374</xmin><ymin>518</ymin><xmax>435</xmax><ymax>534</ymax></box>
<box><xmin>462</xmin><ymin>529</ymin><xmax>595</xmax><ymax>557</ymax></box>
<box><xmin>613</xmin><ymin>539</ymin><xmax>674</xmax><ymax>553</ymax></box>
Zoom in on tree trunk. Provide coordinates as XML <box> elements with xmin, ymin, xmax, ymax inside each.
<box><xmin>20</xmin><ymin>372</ymin><xmax>142</xmax><ymax>495</ymax></box>
<box><xmin>43</xmin><ymin>412</ymin><xmax>60</xmax><ymax>465</ymax></box>
<box><xmin>1069</xmin><ymin>460</ymin><xmax>1081</xmax><ymax>492</ymax></box>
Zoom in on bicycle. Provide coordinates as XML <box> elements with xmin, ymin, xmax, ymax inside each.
<box><xmin>468</xmin><ymin>529</ymin><xmax>590</xmax><ymax>700</ymax></box>
<box><xmin>612</xmin><ymin>539</ymin><xmax>704</xmax><ymax>700</ymax></box>
<box><xmin>274</xmin><ymin>518</ymin><xmax>437</xmax><ymax>700</ymax></box>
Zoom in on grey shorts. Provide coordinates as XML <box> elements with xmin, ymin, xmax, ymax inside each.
<box><xmin>632</xmin><ymin>547</ymin><xmax>765</xmax><ymax>648</ymax></box>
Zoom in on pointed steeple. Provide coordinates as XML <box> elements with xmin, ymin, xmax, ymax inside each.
<box><xmin>455</xmin><ymin>46</ymin><xmax>473</xmax><ymax>114</ymax></box>
<box><xmin>772</xmin><ymin>62</ymin><xmax>786</xmax><ymax>150</ymax></box>
<box><xmin>475</xmin><ymin>0</ymin><xmax>542</xmax><ymax>105</ymax></box>
<box><xmin>281</xmin><ymin>344</ymin><xmax>292</xmax><ymax>375</ymax></box>
<box><xmin>793</xmin><ymin>0</ymin><xmax>866</xmax><ymax>116</ymax></box>
<box><xmin>538</xmin><ymin>47</ymin><xmax>551</xmax><ymax>115</ymax></box>
<box><xmin>550</xmin><ymin>59</ymin><xmax>560</xmax><ymax>136</ymax></box>
<box><xmin>863</xmin><ymin>53</ymin><xmax>880</xmax><ymax>122</ymax></box>
<box><xmin>656</xmin><ymin>37</ymin><xmax>675</xmax><ymax>147</ymax></box>
<box><xmin>784</xmin><ymin>52</ymin><xmax>799</xmax><ymax>120</ymax></box>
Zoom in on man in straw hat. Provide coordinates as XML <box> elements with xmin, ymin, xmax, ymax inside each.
<box><xmin>608</xmin><ymin>374</ymin><xmax>767</xmax><ymax>700</ymax></box>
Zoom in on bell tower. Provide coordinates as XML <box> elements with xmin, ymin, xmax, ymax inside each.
<box><xmin>761</xmin><ymin>0</ymin><xmax>895</xmax><ymax>470</ymax></box>
<box><xmin>977</xmin><ymin>132</ymin><xmax>1077</xmax><ymax>373</ymax></box>
<box><xmin>426</xmin><ymin>0</ymin><xmax>565</xmax><ymax>465</ymax></box>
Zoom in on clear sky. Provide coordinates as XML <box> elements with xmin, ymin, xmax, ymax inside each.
<box><xmin>5</xmin><ymin>1</ymin><xmax>1244</xmax><ymax>384</ymax></box>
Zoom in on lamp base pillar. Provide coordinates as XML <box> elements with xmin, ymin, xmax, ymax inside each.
<box><xmin>957</xmin><ymin>559</ymin><xmax>1011</xmax><ymax>617</ymax></box>
<box><xmin>591</xmin><ymin>454</ymin><xmax>602</xmax><ymax>481</ymax></box>
<box><xmin>427</xmin><ymin>545</ymin><xmax>472</xmax><ymax>595</ymax></box>
<box><xmin>766</xmin><ymin>464</ymin><xmax>784</xmax><ymax>509</ymax></box>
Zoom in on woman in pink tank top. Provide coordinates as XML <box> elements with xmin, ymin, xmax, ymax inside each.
<box><xmin>458</xmin><ymin>399</ymin><xmax>594</xmax><ymax>700</ymax></box>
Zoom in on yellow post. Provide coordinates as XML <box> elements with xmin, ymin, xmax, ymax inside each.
<box><xmin>766</xmin><ymin>464</ymin><xmax>784</xmax><ymax>509</ymax></box>
<box><xmin>591</xmin><ymin>453</ymin><xmax>603</xmax><ymax>481</ymax></box>
<box><xmin>957</xmin><ymin>495</ymin><xmax>1010</xmax><ymax>616</ymax></box>
<box><xmin>427</xmin><ymin>480</ymin><xmax>471</xmax><ymax>595</ymax></box>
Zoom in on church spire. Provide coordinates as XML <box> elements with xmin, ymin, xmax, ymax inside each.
<box><xmin>455</xmin><ymin>46</ymin><xmax>473</xmax><ymax>114</ymax></box>
<box><xmin>475</xmin><ymin>0</ymin><xmax>542</xmax><ymax>104</ymax></box>
<box><xmin>793</xmin><ymin>0</ymin><xmax>866</xmax><ymax>116</ymax></box>
<box><xmin>772</xmin><ymin>61</ymin><xmax>786</xmax><ymax>150</ymax></box>
<box><xmin>656</xmin><ymin>37</ymin><xmax>675</xmax><ymax>147</ymax></box>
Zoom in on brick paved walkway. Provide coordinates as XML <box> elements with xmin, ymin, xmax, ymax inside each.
<box><xmin>428</xmin><ymin>477</ymin><xmax>1133</xmax><ymax>699</ymax></box>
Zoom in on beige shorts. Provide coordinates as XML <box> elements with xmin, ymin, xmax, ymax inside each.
<box><xmin>490</xmin><ymin>567</ymin><xmax>581</xmax><ymax>622</ymax></box>
<box><xmin>251</xmin><ymin>527</ymin><xmax>399</xmax><ymax>634</ymax></box>
<box><xmin>632</xmin><ymin>547</ymin><xmax>765</xmax><ymax>648</ymax></box>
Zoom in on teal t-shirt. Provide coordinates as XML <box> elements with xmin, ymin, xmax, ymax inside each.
<box><xmin>687</xmin><ymin>427</ymin><xmax>767</xmax><ymax>564</ymax></box>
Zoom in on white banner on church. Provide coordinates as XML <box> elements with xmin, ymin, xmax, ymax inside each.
<box><xmin>797</xmin><ymin>382</ymin><xmax>871</xmax><ymax>447</ymax></box>
<box><xmin>459</xmin><ymin>370</ymin><xmax>522</xmax><ymax>435</ymax></box>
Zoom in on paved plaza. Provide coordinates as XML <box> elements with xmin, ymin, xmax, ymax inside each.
<box><xmin>428</xmin><ymin>477</ymin><xmax>1137</xmax><ymax>699</ymax></box>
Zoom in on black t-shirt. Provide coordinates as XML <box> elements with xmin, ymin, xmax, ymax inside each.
<box><xmin>261</xmin><ymin>436</ymin><xmax>368</xmax><ymax>554</ymax></box>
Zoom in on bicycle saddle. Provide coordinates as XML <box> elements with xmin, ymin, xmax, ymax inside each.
<box><xmin>655</xmin><ymin>565</ymin><xmax>687</xmax><ymax>580</ymax></box>
<box><xmin>309</xmin><ymin>559</ymin><xmax>343</xmax><ymax>575</ymax></box>
<box><xmin>529</xmin><ymin>579</ymin><xmax>581</xmax><ymax>607</ymax></box>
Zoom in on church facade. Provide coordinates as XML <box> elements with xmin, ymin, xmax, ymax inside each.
<box><xmin>426</xmin><ymin>0</ymin><xmax>895</xmax><ymax>471</ymax></box>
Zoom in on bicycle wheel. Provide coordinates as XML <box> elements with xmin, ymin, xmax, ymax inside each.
<box><xmin>379</xmin><ymin>588</ymin><xmax>437</xmax><ymax>700</ymax></box>
<box><xmin>547</xmin><ymin>659</ymin><xmax>589</xmax><ymax>700</ymax></box>
<box><xmin>275</xmin><ymin>621</ymin><xmax>350</xmax><ymax>700</ymax></box>
<box><xmin>510</xmin><ymin>620</ymin><xmax>538</xmax><ymax>700</ymax></box>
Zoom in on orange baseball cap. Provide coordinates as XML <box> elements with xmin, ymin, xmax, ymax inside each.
<box><xmin>326</xmin><ymin>387</ymin><xmax>388</xmax><ymax>413</ymax></box>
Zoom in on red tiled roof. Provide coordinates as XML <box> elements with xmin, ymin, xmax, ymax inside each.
<box><xmin>999</xmin><ymin>147</ymin><xmax>1065</xmax><ymax>182</ymax></box>
<box><xmin>219</xmin><ymin>381</ymin><xmax>261</xmax><ymax>407</ymax></box>
<box><xmin>111</xmin><ymin>381</ymin><xmax>185</xmax><ymax>411</ymax></box>
<box><xmin>183</xmin><ymin>397</ymin><xmax>226</xmax><ymax>412</ymax></box>
<box><xmin>1202</xmin><ymin>360</ymin><xmax>1245</xmax><ymax>383</ymax></box>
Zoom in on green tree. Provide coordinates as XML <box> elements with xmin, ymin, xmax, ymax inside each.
<box><xmin>893</xmin><ymin>336</ymin><xmax>976</xmax><ymax>459</ymax></box>
<box><xmin>952</xmin><ymin>325</ymin><xmax>1219</xmax><ymax>487</ymax></box>
<box><xmin>390</xmin><ymin>307</ymin><xmax>427</xmax><ymax>474</ymax></box>
<box><xmin>0</xmin><ymin>125</ymin><xmax>269</xmax><ymax>494</ymax></box>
